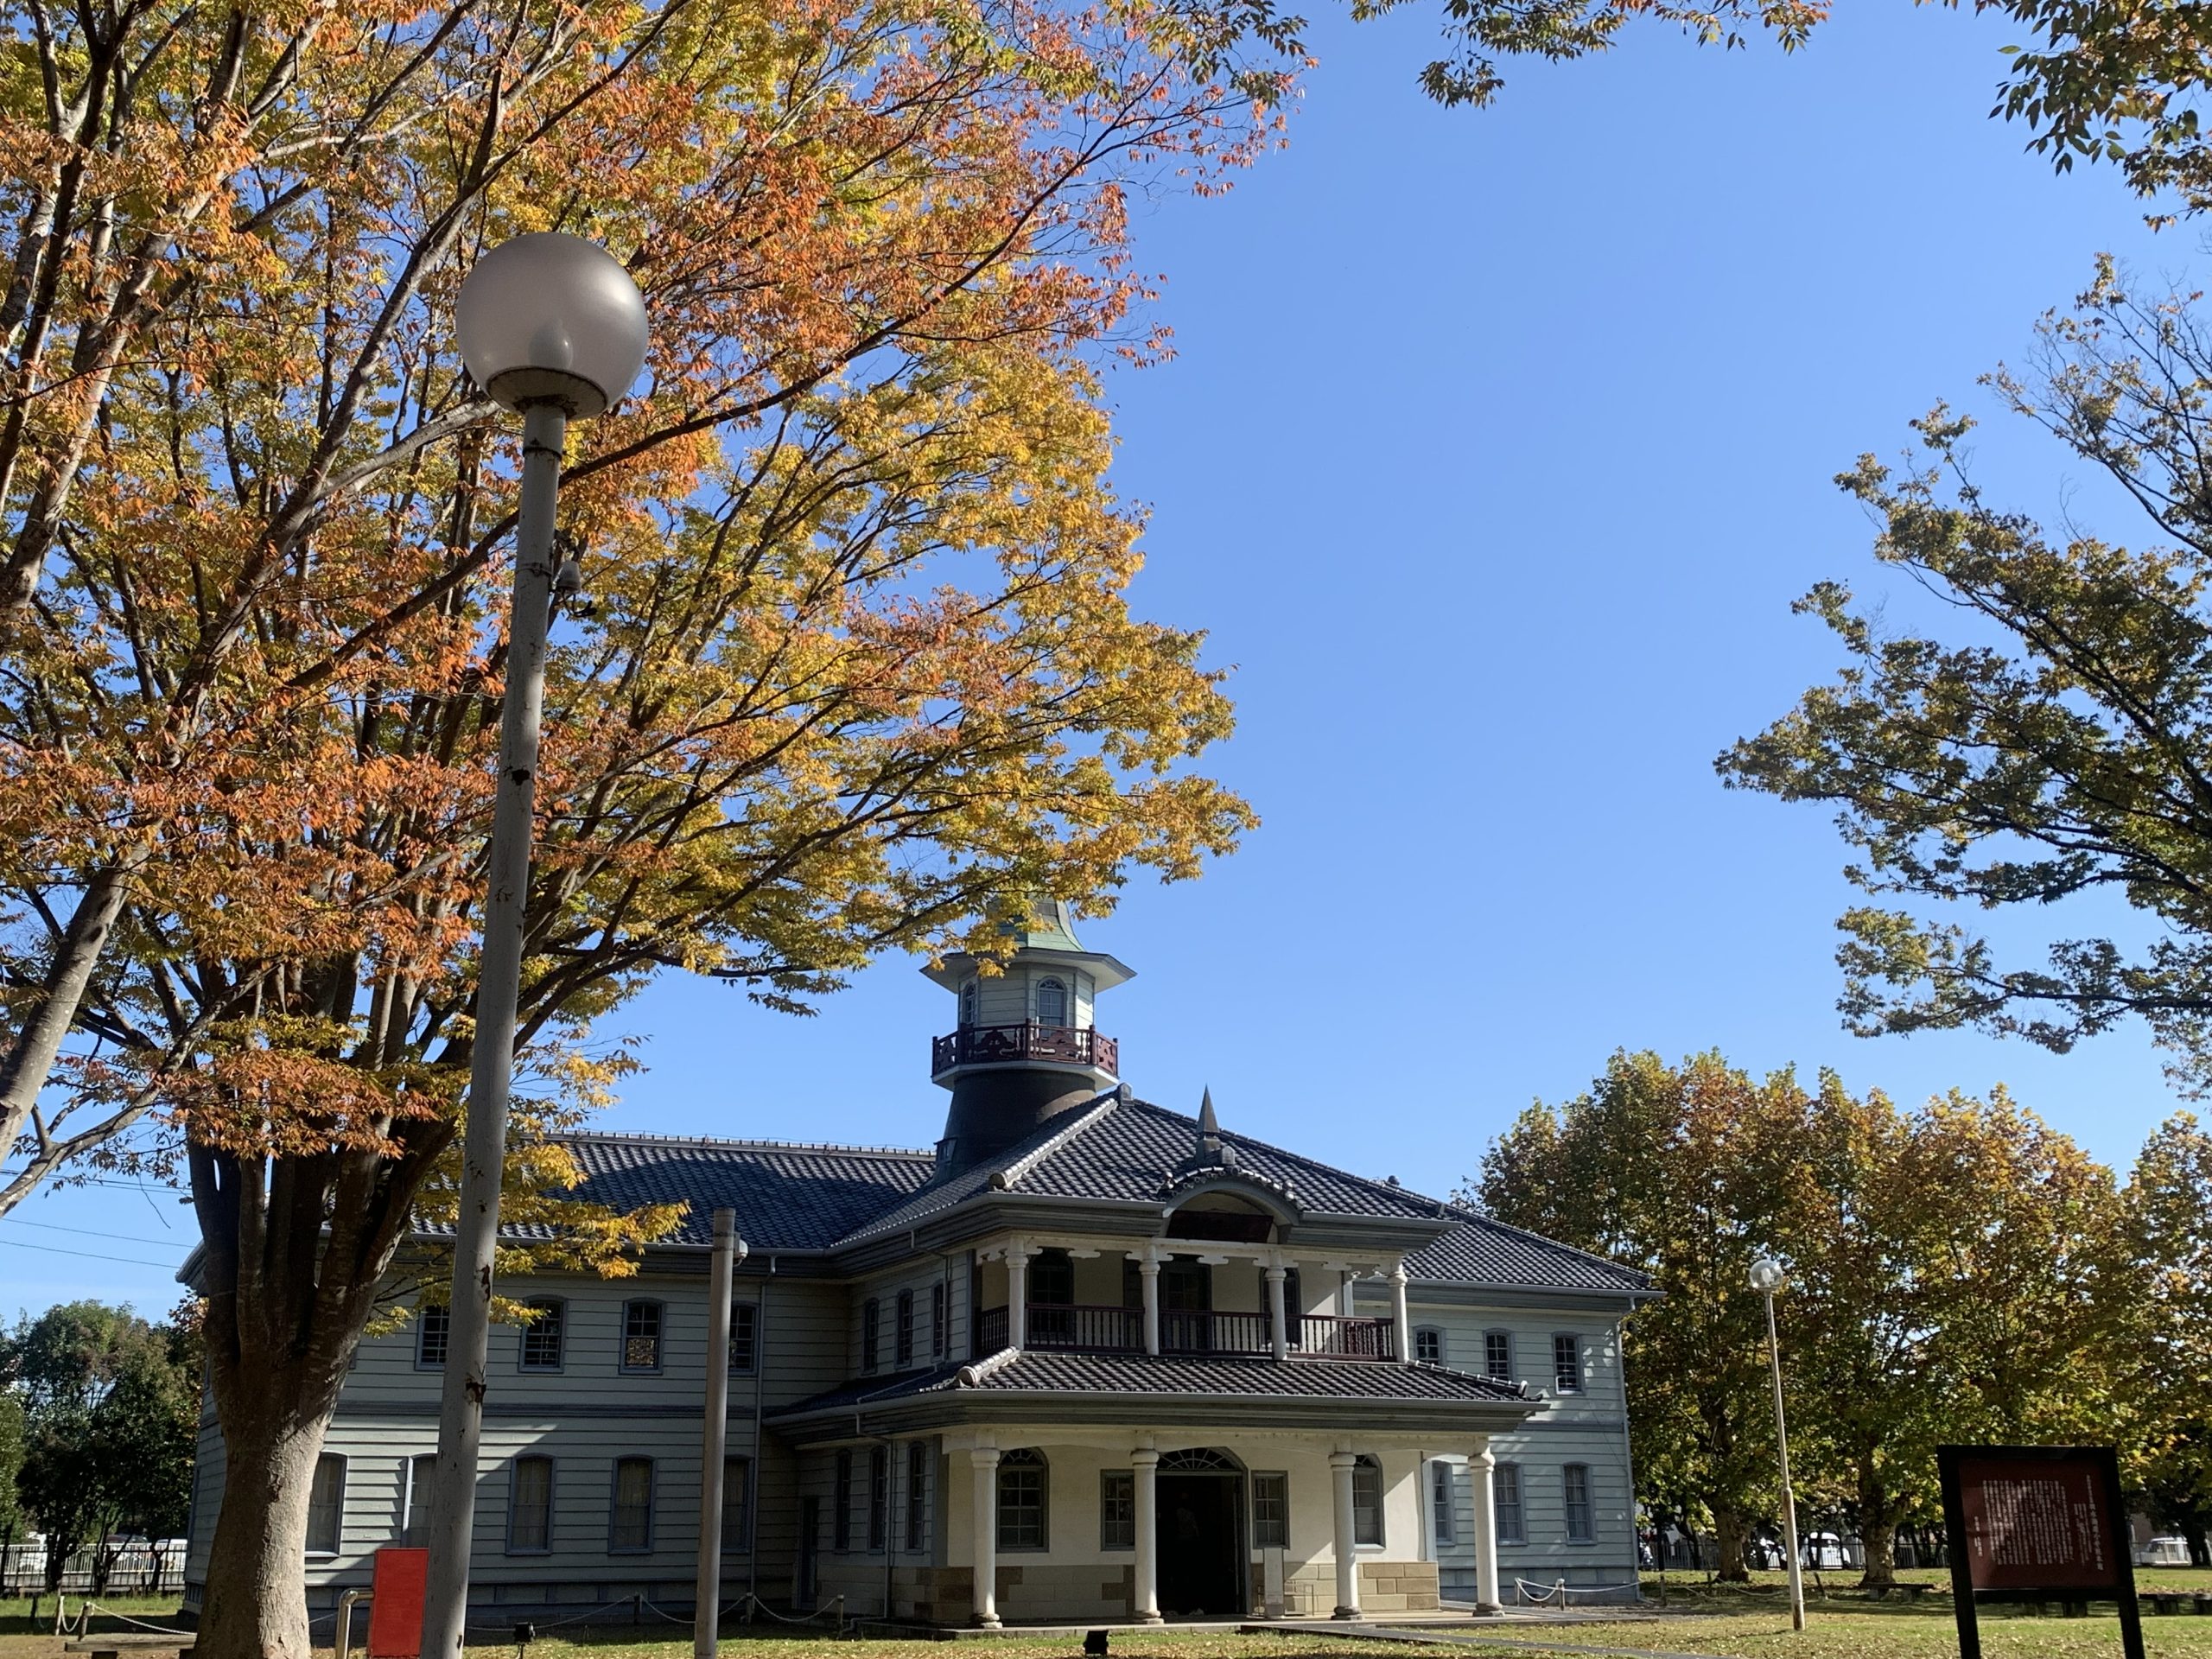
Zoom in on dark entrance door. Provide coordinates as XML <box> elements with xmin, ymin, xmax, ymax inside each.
<box><xmin>1157</xmin><ymin>1471</ymin><xmax>1243</xmax><ymax>1617</ymax></box>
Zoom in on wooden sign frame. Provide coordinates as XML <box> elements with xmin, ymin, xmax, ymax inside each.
<box><xmin>1936</xmin><ymin>1444</ymin><xmax>2144</xmax><ymax>1659</ymax></box>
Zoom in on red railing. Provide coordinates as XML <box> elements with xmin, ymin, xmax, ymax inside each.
<box><xmin>1026</xmin><ymin>1302</ymin><xmax>1143</xmax><ymax>1351</ymax></box>
<box><xmin>1164</xmin><ymin>1308</ymin><xmax>1269</xmax><ymax>1355</ymax></box>
<box><xmin>975</xmin><ymin>1305</ymin><xmax>1010</xmax><ymax>1356</ymax></box>
<box><xmin>932</xmin><ymin>1023</ymin><xmax>1119</xmax><ymax>1076</ymax></box>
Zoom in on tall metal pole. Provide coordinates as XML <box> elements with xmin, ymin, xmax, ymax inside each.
<box><xmin>696</xmin><ymin>1210</ymin><xmax>738</xmax><ymax>1659</ymax></box>
<box><xmin>1764</xmin><ymin>1288</ymin><xmax>1806</xmax><ymax>1631</ymax></box>
<box><xmin>421</xmin><ymin>399</ymin><xmax>569</xmax><ymax>1659</ymax></box>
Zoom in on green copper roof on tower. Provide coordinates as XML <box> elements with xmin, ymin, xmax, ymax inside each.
<box><xmin>1007</xmin><ymin>895</ymin><xmax>1084</xmax><ymax>953</ymax></box>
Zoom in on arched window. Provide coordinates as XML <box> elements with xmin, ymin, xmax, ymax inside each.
<box><xmin>1035</xmin><ymin>976</ymin><xmax>1067</xmax><ymax>1027</ymax></box>
<box><xmin>1352</xmin><ymin>1455</ymin><xmax>1384</xmax><ymax>1546</ymax></box>
<box><xmin>960</xmin><ymin>979</ymin><xmax>977</xmax><ymax>1027</ymax></box>
<box><xmin>998</xmin><ymin>1449</ymin><xmax>1047</xmax><ymax>1550</ymax></box>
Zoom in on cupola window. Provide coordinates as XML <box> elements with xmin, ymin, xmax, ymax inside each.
<box><xmin>1036</xmin><ymin>976</ymin><xmax>1067</xmax><ymax>1027</ymax></box>
<box><xmin>960</xmin><ymin>979</ymin><xmax>977</xmax><ymax>1027</ymax></box>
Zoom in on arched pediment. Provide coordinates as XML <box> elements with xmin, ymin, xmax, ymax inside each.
<box><xmin>1156</xmin><ymin>1166</ymin><xmax>1303</xmax><ymax>1227</ymax></box>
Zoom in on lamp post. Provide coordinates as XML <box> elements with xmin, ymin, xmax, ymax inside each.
<box><xmin>1749</xmin><ymin>1255</ymin><xmax>1806</xmax><ymax>1632</ymax></box>
<box><xmin>421</xmin><ymin>232</ymin><xmax>650</xmax><ymax>1659</ymax></box>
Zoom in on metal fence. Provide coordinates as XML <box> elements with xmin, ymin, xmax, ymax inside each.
<box><xmin>0</xmin><ymin>1540</ymin><xmax>187</xmax><ymax>1598</ymax></box>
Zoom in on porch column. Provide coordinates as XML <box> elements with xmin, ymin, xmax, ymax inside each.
<box><xmin>1471</xmin><ymin>1440</ymin><xmax>1503</xmax><ymax>1615</ymax></box>
<box><xmin>1328</xmin><ymin>1451</ymin><xmax>1361</xmax><ymax>1619</ymax></box>
<box><xmin>969</xmin><ymin>1447</ymin><xmax>1002</xmax><ymax>1629</ymax></box>
<box><xmin>1007</xmin><ymin>1243</ymin><xmax>1029</xmax><ymax>1350</ymax></box>
<box><xmin>1389</xmin><ymin>1263</ymin><xmax>1411</xmax><ymax>1363</ymax></box>
<box><xmin>1131</xmin><ymin>1446</ymin><xmax>1162</xmax><ymax>1624</ymax></box>
<box><xmin>1266</xmin><ymin>1264</ymin><xmax>1288</xmax><ymax>1362</ymax></box>
<box><xmin>1139</xmin><ymin>1255</ymin><xmax>1160</xmax><ymax>1355</ymax></box>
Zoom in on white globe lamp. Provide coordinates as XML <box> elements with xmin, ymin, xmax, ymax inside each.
<box><xmin>454</xmin><ymin>232</ymin><xmax>649</xmax><ymax>417</ymax></box>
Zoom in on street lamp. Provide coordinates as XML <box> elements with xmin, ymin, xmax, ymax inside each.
<box><xmin>1749</xmin><ymin>1255</ymin><xmax>1806</xmax><ymax>1632</ymax></box>
<box><xmin>421</xmin><ymin>233</ymin><xmax>649</xmax><ymax>1659</ymax></box>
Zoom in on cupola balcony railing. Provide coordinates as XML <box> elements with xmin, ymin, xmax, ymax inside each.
<box><xmin>931</xmin><ymin>1022</ymin><xmax>1118</xmax><ymax>1076</ymax></box>
<box><xmin>972</xmin><ymin>1303</ymin><xmax>1395</xmax><ymax>1362</ymax></box>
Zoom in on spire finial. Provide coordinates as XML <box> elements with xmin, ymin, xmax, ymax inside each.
<box><xmin>1198</xmin><ymin>1086</ymin><xmax>1217</xmax><ymax>1137</ymax></box>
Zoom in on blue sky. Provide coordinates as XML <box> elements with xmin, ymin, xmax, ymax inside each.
<box><xmin>4</xmin><ymin>0</ymin><xmax>2198</xmax><ymax>1319</ymax></box>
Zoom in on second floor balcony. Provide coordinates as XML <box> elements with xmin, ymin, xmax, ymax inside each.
<box><xmin>974</xmin><ymin>1302</ymin><xmax>1396</xmax><ymax>1363</ymax></box>
<box><xmin>932</xmin><ymin>1022</ymin><xmax>1119</xmax><ymax>1077</ymax></box>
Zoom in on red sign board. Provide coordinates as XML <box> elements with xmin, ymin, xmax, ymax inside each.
<box><xmin>1937</xmin><ymin>1446</ymin><xmax>2142</xmax><ymax>1659</ymax></box>
<box><xmin>368</xmin><ymin>1548</ymin><xmax>429</xmax><ymax>1659</ymax></box>
<box><xmin>1953</xmin><ymin>1451</ymin><xmax>2120</xmax><ymax>1591</ymax></box>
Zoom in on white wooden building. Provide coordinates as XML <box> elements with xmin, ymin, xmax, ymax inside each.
<box><xmin>181</xmin><ymin>905</ymin><xmax>1653</xmax><ymax>1626</ymax></box>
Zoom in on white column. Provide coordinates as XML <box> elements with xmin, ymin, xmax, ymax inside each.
<box><xmin>969</xmin><ymin>1448</ymin><xmax>1002</xmax><ymax>1629</ymax></box>
<box><xmin>1389</xmin><ymin>1264</ymin><xmax>1411</xmax><ymax>1364</ymax></box>
<box><xmin>1471</xmin><ymin>1441</ymin><xmax>1503</xmax><ymax>1615</ymax></box>
<box><xmin>1140</xmin><ymin>1255</ymin><xmax>1160</xmax><ymax>1355</ymax></box>
<box><xmin>1132</xmin><ymin>1446</ymin><xmax>1162</xmax><ymax>1624</ymax></box>
<box><xmin>1329</xmin><ymin>1451</ymin><xmax>1361</xmax><ymax>1619</ymax></box>
<box><xmin>694</xmin><ymin>1210</ymin><xmax>738</xmax><ymax>1657</ymax></box>
<box><xmin>1266</xmin><ymin>1264</ymin><xmax>1288</xmax><ymax>1363</ymax></box>
<box><xmin>1007</xmin><ymin>1244</ymin><xmax>1029</xmax><ymax>1350</ymax></box>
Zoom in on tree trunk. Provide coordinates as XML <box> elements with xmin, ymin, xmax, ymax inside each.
<box><xmin>1712</xmin><ymin>1506</ymin><xmax>1752</xmax><ymax>1582</ymax></box>
<box><xmin>195</xmin><ymin>1369</ymin><xmax>341</xmax><ymax>1659</ymax></box>
<box><xmin>1854</xmin><ymin>1463</ymin><xmax>1904</xmax><ymax>1592</ymax></box>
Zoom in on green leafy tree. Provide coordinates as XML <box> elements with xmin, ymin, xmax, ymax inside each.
<box><xmin>1721</xmin><ymin>263</ymin><xmax>2212</xmax><ymax>1094</ymax></box>
<box><xmin>1474</xmin><ymin>1051</ymin><xmax>1803</xmax><ymax>1579</ymax></box>
<box><xmin>2</xmin><ymin>1301</ymin><xmax>200</xmax><ymax>1592</ymax></box>
<box><xmin>2120</xmin><ymin>1114</ymin><xmax>2212</xmax><ymax>1564</ymax></box>
<box><xmin>0</xmin><ymin>1388</ymin><xmax>22</xmax><ymax>1539</ymax></box>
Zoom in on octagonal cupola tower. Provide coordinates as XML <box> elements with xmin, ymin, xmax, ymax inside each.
<box><xmin>923</xmin><ymin>899</ymin><xmax>1134</xmax><ymax>1175</ymax></box>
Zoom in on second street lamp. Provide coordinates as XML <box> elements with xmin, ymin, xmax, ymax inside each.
<box><xmin>1749</xmin><ymin>1255</ymin><xmax>1807</xmax><ymax>1632</ymax></box>
<box><xmin>421</xmin><ymin>232</ymin><xmax>650</xmax><ymax>1659</ymax></box>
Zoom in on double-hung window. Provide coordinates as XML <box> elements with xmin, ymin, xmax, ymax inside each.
<box><xmin>611</xmin><ymin>1457</ymin><xmax>654</xmax><ymax>1550</ymax></box>
<box><xmin>1351</xmin><ymin>1455</ymin><xmax>1383</xmax><ymax>1546</ymax></box>
<box><xmin>521</xmin><ymin>1299</ymin><xmax>566</xmax><ymax>1371</ymax></box>
<box><xmin>1252</xmin><ymin>1471</ymin><xmax>1289</xmax><ymax>1548</ymax></box>
<box><xmin>620</xmin><ymin>1300</ymin><xmax>662</xmax><ymax>1373</ymax></box>
<box><xmin>896</xmin><ymin>1290</ymin><xmax>915</xmax><ymax>1367</ymax></box>
<box><xmin>1484</xmin><ymin>1329</ymin><xmax>1513</xmax><ymax>1382</ymax></box>
<box><xmin>402</xmin><ymin>1452</ymin><xmax>438</xmax><ymax>1546</ymax></box>
<box><xmin>930</xmin><ymin>1284</ymin><xmax>946</xmax><ymax>1359</ymax></box>
<box><xmin>1564</xmin><ymin>1464</ymin><xmax>1595</xmax><ymax>1542</ymax></box>
<box><xmin>1099</xmin><ymin>1471</ymin><xmax>1135</xmax><ymax>1549</ymax></box>
<box><xmin>415</xmin><ymin>1305</ymin><xmax>448</xmax><ymax>1369</ymax></box>
<box><xmin>1494</xmin><ymin>1463</ymin><xmax>1526</xmax><ymax>1543</ymax></box>
<box><xmin>905</xmin><ymin>1442</ymin><xmax>930</xmax><ymax>1551</ymax></box>
<box><xmin>722</xmin><ymin>1455</ymin><xmax>751</xmax><ymax>1551</ymax></box>
<box><xmin>728</xmin><ymin>1302</ymin><xmax>757</xmax><ymax>1374</ymax></box>
<box><xmin>1431</xmin><ymin>1461</ymin><xmax>1457</xmax><ymax>1544</ymax></box>
<box><xmin>306</xmin><ymin>1455</ymin><xmax>346</xmax><ymax>1556</ymax></box>
<box><xmin>1553</xmin><ymin>1332</ymin><xmax>1582</xmax><ymax>1393</ymax></box>
<box><xmin>834</xmin><ymin>1450</ymin><xmax>854</xmax><ymax>1550</ymax></box>
<box><xmin>1414</xmin><ymin>1326</ymin><xmax>1444</xmax><ymax>1364</ymax></box>
<box><xmin>998</xmin><ymin>1450</ymin><xmax>1046</xmax><ymax>1550</ymax></box>
<box><xmin>861</xmin><ymin>1300</ymin><xmax>880</xmax><ymax>1372</ymax></box>
<box><xmin>509</xmin><ymin>1457</ymin><xmax>553</xmax><ymax>1554</ymax></box>
<box><xmin>868</xmin><ymin>1446</ymin><xmax>889</xmax><ymax>1551</ymax></box>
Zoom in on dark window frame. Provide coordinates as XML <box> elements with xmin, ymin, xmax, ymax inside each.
<box><xmin>415</xmin><ymin>1305</ymin><xmax>449</xmax><ymax>1370</ymax></box>
<box><xmin>930</xmin><ymin>1283</ymin><xmax>946</xmax><ymax>1359</ymax></box>
<box><xmin>1413</xmin><ymin>1325</ymin><xmax>1444</xmax><ymax>1365</ymax></box>
<box><xmin>834</xmin><ymin>1450</ymin><xmax>854</xmax><ymax>1551</ymax></box>
<box><xmin>619</xmin><ymin>1299</ymin><xmax>664</xmax><ymax>1375</ymax></box>
<box><xmin>896</xmin><ymin>1290</ymin><xmax>915</xmax><ymax>1368</ymax></box>
<box><xmin>519</xmin><ymin>1297</ymin><xmax>567</xmax><ymax>1373</ymax></box>
<box><xmin>1035</xmin><ymin>976</ymin><xmax>1068</xmax><ymax>1026</ymax></box>
<box><xmin>609</xmin><ymin>1455</ymin><xmax>656</xmax><ymax>1553</ymax></box>
<box><xmin>861</xmin><ymin>1299</ymin><xmax>880</xmax><ymax>1372</ymax></box>
<box><xmin>997</xmin><ymin>1448</ymin><xmax>1048</xmax><ymax>1552</ymax></box>
<box><xmin>507</xmin><ymin>1455</ymin><xmax>555</xmax><ymax>1555</ymax></box>
<box><xmin>868</xmin><ymin>1445</ymin><xmax>889</xmax><ymax>1552</ymax></box>
<box><xmin>401</xmin><ymin>1452</ymin><xmax>438</xmax><ymax>1547</ymax></box>
<box><xmin>905</xmin><ymin>1441</ymin><xmax>929</xmax><ymax>1552</ymax></box>
<box><xmin>1564</xmin><ymin>1463</ymin><xmax>1595</xmax><ymax>1543</ymax></box>
<box><xmin>306</xmin><ymin>1453</ymin><xmax>346</xmax><ymax>1557</ymax></box>
<box><xmin>722</xmin><ymin>1454</ymin><xmax>752</xmax><ymax>1552</ymax></box>
<box><xmin>1494</xmin><ymin>1461</ymin><xmax>1526</xmax><ymax>1543</ymax></box>
<box><xmin>1483</xmin><ymin>1329</ymin><xmax>1514</xmax><ymax>1382</ymax></box>
<box><xmin>728</xmin><ymin>1301</ymin><xmax>758</xmax><ymax>1375</ymax></box>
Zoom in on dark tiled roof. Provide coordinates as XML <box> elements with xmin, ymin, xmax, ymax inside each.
<box><xmin>771</xmin><ymin>1351</ymin><xmax>1532</xmax><ymax>1417</ymax></box>
<box><xmin>550</xmin><ymin>1133</ymin><xmax>936</xmax><ymax>1251</ymax></box>
<box><xmin>1402</xmin><ymin>1208</ymin><xmax>1654</xmax><ymax>1295</ymax></box>
<box><xmin>836</xmin><ymin>1094</ymin><xmax>1445</xmax><ymax>1246</ymax></box>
